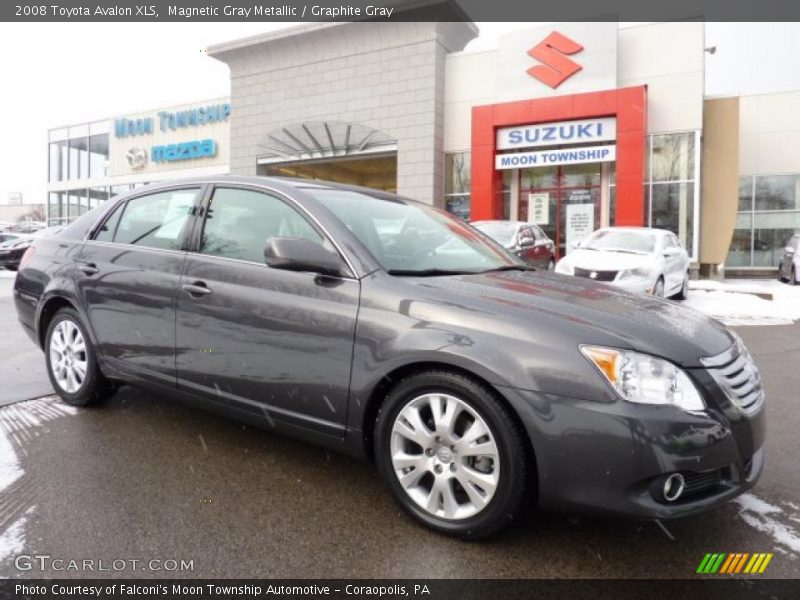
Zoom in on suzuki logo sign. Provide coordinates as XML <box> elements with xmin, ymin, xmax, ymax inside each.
<box><xmin>527</xmin><ymin>31</ymin><xmax>584</xmax><ymax>89</ymax></box>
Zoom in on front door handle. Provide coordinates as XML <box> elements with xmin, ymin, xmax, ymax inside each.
<box><xmin>77</xmin><ymin>262</ymin><xmax>99</xmax><ymax>276</ymax></box>
<box><xmin>182</xmin><ymin>281</ymin><xmax>212</xmax><ymax>297</ymax></box>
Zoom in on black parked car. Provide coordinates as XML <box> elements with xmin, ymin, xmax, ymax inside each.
<box><xmin>14</xmin><ymin>177</ymin><xmax>765</xmax><ymax>538</ymax></box>
<box><xmin>0</xmin><ymin>226</ymin><xmax>63</xmax><ymax>270</ymax></box>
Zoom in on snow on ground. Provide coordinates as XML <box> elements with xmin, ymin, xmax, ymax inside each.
<box><xmin>0</xmin><ymin>397</ymin><xmax>77</xmax><ymax>564</ymax></box>
<box><xmin>0</xmin><ymin>270</ymin><xmax>15</xmax><ymax>279</ymax></box>
<box><xmin>685</xmin><ymin>279</ymin><xmax>800</xmax><ymax>326</ymax></box>
<box><xmin>0</xmin><ymin>509</ymin><xmax>32</xmax><ymax>564</ymax></box>
<box><xmin>734</xmin><ymin>493</ymin><xmax>800</xmax><ymax>556</ymax></box>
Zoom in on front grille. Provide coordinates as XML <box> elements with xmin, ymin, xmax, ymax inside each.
<box><xmin>682</xmin><ymin>469</ymin><xmax>724</xmax><ymax>498</ymax></box>
<box><xmin>701</xmin><ymin>340</ymin><xmax>764</xmax><ymax>413</ymax></box>
<box><xmin>574</xmin><ymin>267</ymin><xmax>618</xmax><ymax>282</ymax></box>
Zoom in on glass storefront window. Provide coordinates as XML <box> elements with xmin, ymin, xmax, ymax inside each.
<box><xmin>444</xmin><ymin>152</ymin><xmax>471</xmax><ymax>220</ymax></box>
<box><xmin>49</xmin><ymin>140</ymin><xmax>68</xmax><ymax>183</ymax></box>
<box><xmin>88</xmin><ymin>134</ymin><xmax>109</xmax><ymax>178</ymax></box>
<box><xmin>48</xmin><ymin>192</ymin><xmax>65</xmax><ymax>226</ymax></box>
<box><xmin>644</xmin><ymin>131</ymin><xmax>698</xmax><ymax>257</ymax></box>
<box><xmin>725</xmin><ymin>212</ymin><xmax>753</xmax><ymax>267</ymax></box>
<box><xmin>111</xmin><ymin>184</ymin><xmax>133</xmax><ymax>197</ymax></box>
<box><xmin>651</xmin><ymin>182</ymin><xmax>695</xmax><ymax>252</ymax></box>
<box><xmin>651</xmin><ymin>133</ymin><xmax>695</xmax><ymax>182</ymax></box>
<box><xmin>752</xmin><ymin>211</ymin><xmax>800</xmax><ymax>267</ymax></box>
<box><xmin>89</xmin><ymin>187</ymin><xmax>110</xmax><ymax>210</ymax></box>
<box><xmin>562</xmin><ymin>164</ymin><xmax>601</xmax><ymax>188</ymax></box>
<box><xmin>68</xmin><ymin>189</ymin><xmax>88</xmax><ymax>219</ymax></box>
<box><xmin>728</xmin><ymin>175</ymin><xmax>800</xmax><ymax>268</ymax></box>
<box><xmin>754</xmin><ymin>175</ymin><xmax>799</xmax><ymax>211</ymax></box>
<box><xmin>69</xmin><ymin>137</ymin><xmax>89</xmax><ymax>179</ymax></box>
<box><xmin>520</xmin><ymin>165</ymin><xmax>558</xmax><ymax>190</ymax></box>
<box><xmin>738</xmin><ymin>178</ymin><xmax>754</xmax><ymax>211</ymax></box>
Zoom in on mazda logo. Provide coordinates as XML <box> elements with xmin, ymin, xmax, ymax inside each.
<box><xmin>125</xmin><ymin>147</ymin><xmax>148</xmax><ymax>170</ymax></box>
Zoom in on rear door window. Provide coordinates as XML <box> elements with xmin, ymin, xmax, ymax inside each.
<box><xmin>112</xmin><ymin>189</ymin><xmax>200</xmax><ymax>251</ymax></box>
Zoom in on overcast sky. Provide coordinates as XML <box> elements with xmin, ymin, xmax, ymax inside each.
<box><xmin>1</xmin><ymin>22</ymin><xmax>799</xmax><ymax>206</ymax></box>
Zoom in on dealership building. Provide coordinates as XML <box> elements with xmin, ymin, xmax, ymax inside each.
<box><xmin>48</xmin><ymin>21</ymin><xmax>800</xmax><ymax>276</ymax></box>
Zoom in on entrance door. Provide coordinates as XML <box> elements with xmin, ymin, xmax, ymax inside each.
<box><xmin>518</xmin><ymin>164</ymin><xmax>602</xmax><ymax>259</ymax></box>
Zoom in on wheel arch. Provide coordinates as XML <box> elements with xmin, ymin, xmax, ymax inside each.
<box><xmin>359</xmin><ymin>361</ymin><xmax>537</xmax><ymax>482</ymax></box>
<box><xmin>37</xmin><ymin>295</ymin><xmax>78</xmax><ymax>349</ymax></box>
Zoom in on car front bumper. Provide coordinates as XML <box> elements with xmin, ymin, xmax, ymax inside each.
<box><xmin>611</xmin><ymin>276</ymin><xmax>659</xmax><ymax>295</ymax></box>
<box><xmin>499</xmin><ymin>380</ymin><xmax>765</xmax><ymax>520</ymax></box>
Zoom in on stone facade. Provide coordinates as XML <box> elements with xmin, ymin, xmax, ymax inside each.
<box><xmin>208</xmin><ymin>22</ymin><xmax>477</xmax><ymax>205</ymax></box>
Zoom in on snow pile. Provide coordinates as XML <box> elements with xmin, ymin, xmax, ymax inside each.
<box><xmin>685</xmin><ymin>279</ymin><xmax>800</xmax><ymax>326</ymax></box>
<box><xmin>0</xmin><ymin>270</ymin><xmax>16</xmax><ymax>279</ymax></box>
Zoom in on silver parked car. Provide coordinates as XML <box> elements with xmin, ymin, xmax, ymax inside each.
<box><xmin>555</xmin><ymin>227</ymin><xmax>691</xmax><ymax>299</ymax></box>
<box><xmin>778</xmin><ymin>233</ymin><xmax>800</xmax><ymax>285</ymax></box>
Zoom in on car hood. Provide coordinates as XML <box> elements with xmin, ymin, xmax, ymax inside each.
<box><xmin>560</xmin><ymin>248</ymin><xmax>654</xmax><ymax>271</ymax></box>
<box><xmin>407</xmin><ymin>270</ymin><xmax>733</xmax><ymax>368</ymax></box>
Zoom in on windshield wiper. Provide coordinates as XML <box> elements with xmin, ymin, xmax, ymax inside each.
<box><xmin>386</xmin><ymin>268</ymin><xmax>480</xmax><ymax>277</ymax></box>
<box><xmin>479</xmin><ymin>265</ymin><xmax>536</xmax><ymax>273</ymax></box>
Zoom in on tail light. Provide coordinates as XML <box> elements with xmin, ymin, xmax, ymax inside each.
<box><xmin>19</xmin><ymin>246</ymin><xmax>35</xmax><ymax>270</ymax></box>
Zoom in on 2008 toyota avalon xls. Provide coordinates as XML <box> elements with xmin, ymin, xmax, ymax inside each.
<box><xmin>13</xmin><ymin>177</ymin><xmax>765</xmax><ymax>539</ymax></box>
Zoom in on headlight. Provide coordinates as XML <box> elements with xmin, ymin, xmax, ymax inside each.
<box><xmin>580</xmin><ymin>345</ymin><xmax>705</xmax><ymax>412</ymax></box>
<box><xmin>555</xmin><ymin>261</ymin><xmax>574</xmax><ymax>275</ymax></box>
<box><xmin>617</xmin><ymin>267</ymin><xmax>650</xmax><ymax>281</ymax></box>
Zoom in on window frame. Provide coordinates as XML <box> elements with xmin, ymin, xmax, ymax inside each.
<box><xmin>88</xmin><ymin>185</ymin><xmax>204</xmax><ymax>253</ymax></box>
<box><xmin>188</xmin><ymin>183</ymin><xmax>357</xmax><ymax>279</ymax></box>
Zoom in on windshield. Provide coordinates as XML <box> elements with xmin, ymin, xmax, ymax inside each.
<box><xmin>305</xmin><ymin>189</ymin><xmax>521</xmax><ymax>274</ymax></box>
<box><xmin>582</xmin><ymin>229</ymin><xmax>656</xmax><ymax>254</ymax></box>
<box><xmin>472</xmin><ymin>222</ymin><xmax>518</xmax><ymax>247</ymax></box>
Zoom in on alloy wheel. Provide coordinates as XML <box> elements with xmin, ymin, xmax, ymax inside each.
<box><xmin>49</xmin><ymin>320</ymin><xmax>88</xmax><ymax>394</ymax></box>
<box><xmin>390</xmin><ymin>393</ymin><xmax>500</xmax><ymax>521</ymax></box>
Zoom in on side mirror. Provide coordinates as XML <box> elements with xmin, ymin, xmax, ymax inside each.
<box><xmin>264</xmin><ymin>237</ymin><xmax>347</xmax><ymax>277</ymax></box>
<box><xmin>785</xmin><ymin>246</ymin><xmax>796</xmax><ymax>255</ymax></box>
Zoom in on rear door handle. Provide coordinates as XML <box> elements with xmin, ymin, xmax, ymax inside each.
<box><xmin>182</xmin><ymin>281</ymin><xmax>212</xmax><ymax>297</ymax></box>
<box><xmin>77</xmin><ymin>262</ymin><xmax>99</xmax><ymax>276</ymax></box>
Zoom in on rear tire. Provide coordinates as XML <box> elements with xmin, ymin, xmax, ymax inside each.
<box><xmin>778</xmin><ymin>264</ymin><xmax>787</xmax><ymax>283</ymax></box>
<box><xmin>45</xmin><ymin>308</ymin><xmax>116</xmax><ymax>407</ymax></box>
<box><xmin>792</xmin><ymin>267</ymin><xmax>798</xmax><ymax>286</ymax></box>
<box><xmin>374</xmin><ymin>370</ymin><xmax>532</xmax><ymax>540</ymax></box>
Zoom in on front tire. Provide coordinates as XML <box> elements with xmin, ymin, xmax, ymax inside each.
<box><xmin>653</xmin><ymin>277</ymin><xmax>665</xmax><ymax>298</ymax></box>
<box><xmin>374</xmin><ymin>370</ymin><xmax>532</xmax><ymax>539</ymax></box>
<box><xmin>791</xmin><ymin>266</ymin><xmax>798</xmax><ymax>286</ymax></box>
<box><xmin>673</xmin><ymin>273</ymin><xmax>689</xmax><ymax>300</ymax></box>
<box><xmin>45</xmin><ymin>308</ymin><xmax>116</xmax><ymax>407</ymax></box>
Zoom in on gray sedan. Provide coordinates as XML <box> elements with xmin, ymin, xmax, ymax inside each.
<box><xmin>14</xmin><ymin>176</ymin><xmax>765</xmax><ymax>539</ymax></box>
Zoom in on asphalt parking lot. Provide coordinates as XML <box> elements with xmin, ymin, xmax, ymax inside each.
<box><xmin>0</xmin><ymin>276</ymin><xmax>798</xmax><ymax>579</ymax></box>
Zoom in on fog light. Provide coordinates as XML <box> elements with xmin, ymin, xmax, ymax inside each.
<box><xmin>663</xmin><ymin>473</ymin><xmax>685</xmax><ymax>502</ymax></box>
